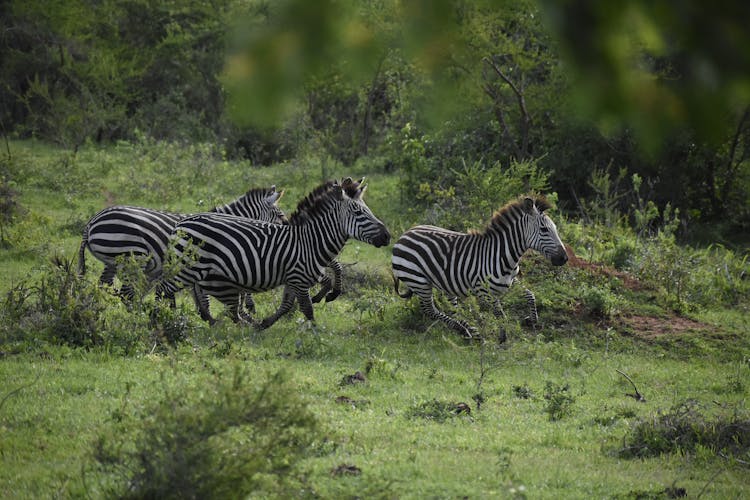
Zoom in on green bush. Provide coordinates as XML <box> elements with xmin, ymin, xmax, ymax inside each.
<box><xmin>0</xmin><ymin>255</ymin><xmax>193</xmax><ymax>354</ymax></box>
<box><xmin>580</xmin><ymin>285</ymin><xmax>619</xmax><ymax>319</ymax></box>
<box><xmin>543</xmin><ymin>381</ymin><xmax>576</xmax><ymax>421</ymax></box>
<box><xmin>90</xmin><ymin>368</ymin><xmax>320</xmax><ymax>499</ymax></box>
<box><xmin>619</xmin><ymin>400</ymin><xmax>750</xmax><ymax>460</ymax></box>
<box><xmin>0</xmin><ymin>256</ymin><xmax>113</xmax><ymax>348</ymax></box>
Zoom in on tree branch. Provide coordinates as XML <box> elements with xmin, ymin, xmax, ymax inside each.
<box><xmin>616</xmin><ymin>369</ymin><xmax>646</xmax><ymax>402</ymax></box>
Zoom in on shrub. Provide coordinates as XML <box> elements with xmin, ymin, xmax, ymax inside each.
<box><xmin>619</xmin><ymin>400</ymin><xmax>750</xmax><ymax>461</ymax></box>
<box><xmin>0</xmin><ymin>254</ymin><xmax>191</xmax><ymax>354</ymax></box>
<box><xmin>543</xmin><ymin>381</ymin><xmax>576</xmax><ymax>421</ymax></box>
<box><xmin>406</xmin><ymin>398</ymin><xmax>472</xmax><ymax>423</ymax></box>
<box><xmin>580</xmin><ymin>285</ymin><xmax>619</xmax><ymax>319</ymax></box>
<box><xmin>90</xmin><ymin>368</ymin><xmax>320</xmax><ymax>499</ymax></box>
<box><xmin>0</xmin><ymin>256</ymin><xmax>113</xmax><ymax>348</ymax></box>
<box><xmin>411</xmin><ymin>157</ymin><xmax>553</xmax><ymax>230</ymax></box>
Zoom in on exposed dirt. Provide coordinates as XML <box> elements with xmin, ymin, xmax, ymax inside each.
<box><xmin>620</xmin><ymin>314</ymin><xmax>714</xmax><ymax>339</ymax></box>
<box><xmin>564</xmin><ymin>244</ymin><xmax>648</xmax><ymax>291</ymax></box>
<box><xmin>564</xmin><ymin>244</ymin><xmax>715</xmax><ymax>339</ymax></box>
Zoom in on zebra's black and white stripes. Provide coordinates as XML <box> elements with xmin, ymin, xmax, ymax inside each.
<box><xmin>159</xmin><ymin>178</ymin><xmax>390</xmax><ymax>329</ymax></box>
<box><xmin>79</xmin><ymin>186</ymin><xmax>286</xmax><ymax>310</ymax></box>
<box><xmin>392</xmin><ymin>196</ymin><xmax>567</xmax><ymax>339</ymax></box>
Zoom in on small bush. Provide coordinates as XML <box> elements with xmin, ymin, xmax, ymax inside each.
<box><xmin>0</xmin><ymin>256</ymin><xmax>113</xmax><ymax>348</ymax></box>
<box><xmin>406</xmin><ymin>399</ymin><xmax>472</xmax><ymax>423</ymax></box>
<box><xmin>90</xmin><ymin>368</ymin><xmax>321</xmax><ymax>499</ymax></box>
<box><xmin>512</xmin><ymin>384</ymin><xmax>534</xmax><ymax>400</ymax></box>
<box><xmin>543</xmin><ymin>381</ymin><xmax>576</xmax><ymax>421</ymax></box>
<box><xmin>619</xmin><ymin>400</ymin><xmax>750</xmax><ymax>460</ymax></box>
<box><xmin>580</xmin><ymin>285</ymin><xmax>619</xmax><ymax>319</ymax></box>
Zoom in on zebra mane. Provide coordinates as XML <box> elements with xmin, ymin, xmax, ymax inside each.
<box><xmin>288</xmin><ymin>177</ymin><xmax>365</xmax><ymax>226</ymax></box>
<box><xmin>288</xmin><ymin>180</ymin><xmax>341</xmax><ymax>225</ymax></box>
<box><xmin>483</xmin><ymin>194</ymin><xmax>552</xmax><ymax>233</ymax></box>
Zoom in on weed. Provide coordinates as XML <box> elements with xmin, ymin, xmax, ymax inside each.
<box><xmin>581</xmin><ymin>285</ymin><xmax>619</xmax><ymax>319</ymax></box>
<box><xmin>512</xmin><ymin>384</ymin><xmax>534</xmax><ymax>400</ymax></box>
<box><xmin>543</xmin><ymin>381</ymin><xmax>576</xmax><ymax>421</ymax></box>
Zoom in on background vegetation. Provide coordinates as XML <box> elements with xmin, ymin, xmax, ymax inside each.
<box><xmin>1</xmin><ymin>0</ymin><xmax>749</xmax><ymax>498</ymax></box>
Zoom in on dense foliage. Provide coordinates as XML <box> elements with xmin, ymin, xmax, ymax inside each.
<box><xmin>1</xmin><ymin>0</ymin><xmax>749</xmax><ymax>239</ymax></box>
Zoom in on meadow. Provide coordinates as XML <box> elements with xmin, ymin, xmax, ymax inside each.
<box><xmin>1</xmin><ymin>139</ymin><xmax>749</xmax><ymax>499</ymax></box>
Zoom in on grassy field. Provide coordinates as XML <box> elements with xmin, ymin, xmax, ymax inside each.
<box><xmin>1</xmin><ymin>140</ymin><xmax>748</xmax><ymax>498</ymax></box>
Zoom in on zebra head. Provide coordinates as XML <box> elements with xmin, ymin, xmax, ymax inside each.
<box><xmin>338</xmin><ymin>177</ymin><xmax>391</xmax><ymax>248</ymax></box>
<box><xmin>215</xmin><ymin>185</ymin><xmax>287</xmax><ymax>223</ymax></box>
<box><xmin>522</xmin><ymin>196</ymin><xmax>568</xmax><ymax>266</ymax></box>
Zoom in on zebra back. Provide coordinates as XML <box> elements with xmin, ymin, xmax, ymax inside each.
<box><xmin>213</xmin><ymin>185</ymin><xmax>286</xmax><ymax>223</ymax></box>
<box><xmin>79</xmin><ymin>186</ymin><xmax>286</xmax><ymax>279</ymax></box>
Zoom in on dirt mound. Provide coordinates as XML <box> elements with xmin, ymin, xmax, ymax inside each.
<box><xmin>564</xmin><ymin>245</ymin><xmax>714</xmax><ymax>339</ymax></box>
<box><xmin>565</xmin><ymin>244</ymin><xmax>648</xmax><ymax>291</ymax></box>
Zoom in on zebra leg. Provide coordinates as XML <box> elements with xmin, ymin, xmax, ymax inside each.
<box><xmin>475</xmin><ymin>288</ymin><xmax>507</xmax><ymax>319</ymax></box>
<box><xmin>241</xmin><ymin>292</ymin><xmax>256</xmax><ymax>315</ymax></box>
<box><xmin>310</xmin><ymin>274</ymin><xmax>332</xmax><ymax>303</ymax></box>
<box><xmin>325</xmin><ymin>260</ymin><xmax>343</xmax><ymax>302</ymax></box>
<box><xmin>99</xmin><ymin>264</ymin><xmax>117</xmax><ymax>287</ymax></box>
<box><xmin>257</xmin><ymin>287</ymin><xmax>297</xmax><ymax>330</ymax></box>
<box><xmin>523</xmin><ymin>288</ymin><xmax>539</xmax><ymax>329</ymax></box>
<box><xmin>191</xmin><ymin>284</ymin><xmax>216</xmax><ymax>325</ymax></box>
<box><xmin>214</xmin><ymin>293</ymin><xmax>245</xmax><ymax>323</ymax></box>
<box><xmin>415</xmin><ymin>291</ymin><xmax>477</xmax><ymax>339</ymax></box>
<box><xmin>295</xmin><ymin>287</ymin><xmax>315</xmax><ymax>321</ymax></box>
<box><xmin>475</xmin><ymin>287</ymin><xmax>508</xmax><ymax>343</ymax></box>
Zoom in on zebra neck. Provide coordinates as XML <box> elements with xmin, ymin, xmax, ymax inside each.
<box><xmin>486</xmin><ymin>216</ymin><xmax>527</xmax><ymax>268</ymax></box>
<box><xmin>298</xmin><ymin>214</ymin><xmax>348</xmax><ymax>263</ymax></box>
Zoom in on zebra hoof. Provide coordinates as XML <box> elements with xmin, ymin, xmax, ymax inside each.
<box><xmin>522</xmin><ymin>316</ymin><xmax>539</xmax><ymax>329</ymax></box>
<box><xmin>324</xmin><ymin>289</ymin><xmax>341</xmax><ymax>303</ymax></box>
<box><xmin>461</xmin><ymin>326</ymin><xmax>481</xmax><ymax>340</ymax></box>
<box><xmin>498</xmin><ymin>329</ymin><xmax>508</xmax><ymax>344</ymax></box>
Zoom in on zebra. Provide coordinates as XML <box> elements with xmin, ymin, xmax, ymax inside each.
<box><xmin>78</xmin><ymin>186</ymin><xmax>292</xmax><ymax>320</ymax></box>
<box><xmin>391</xmin><ymin>195</ymin><xmax>567</xmax><ymax>340</ymax></box>
<box><xmin>158</xmin><ymin>178</ymin><xmax>390</xmax><ymax>329</ymax></box>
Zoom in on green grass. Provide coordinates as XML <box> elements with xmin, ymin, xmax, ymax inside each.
<box><xmin>1</xmin><ymin>139</ymin><xmax>749</xmax><ymax>498</ymax></box>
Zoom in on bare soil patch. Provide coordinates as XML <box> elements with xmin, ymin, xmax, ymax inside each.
<box><xmin>564</xmin><ymin>244</ymin><xmax>647</xmax><ymax>291</ymax></box>
<box><xmin>564</xmin><ymin>245</ymin><xmax>714</xmax><ymax>339</ymax></box>
<box><xmin>620</xmin><ymin>314</ymin><xmax>714</xmax><ymax>339</ymax></box>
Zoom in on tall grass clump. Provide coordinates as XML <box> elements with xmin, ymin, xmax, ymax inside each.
<box><xmin>89</xmin><ymin>368</ymin><xmax>321</xmax><ymax>499</ymax></box>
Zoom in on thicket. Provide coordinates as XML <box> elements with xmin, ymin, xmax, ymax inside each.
<box><xmin>1</xmin><ymin>0</ymin><xmax>748</xmax><ymax>240</ymax></box>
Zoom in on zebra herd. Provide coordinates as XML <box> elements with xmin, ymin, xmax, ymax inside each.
<box><xmin>79</xmin><ymin>178</ymin><xmax>567</xmax><ymax>339</ymax></box>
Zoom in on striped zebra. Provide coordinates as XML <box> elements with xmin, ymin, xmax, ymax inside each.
<box><xmin>158</xmin><ymin>178</ymin><xmax>390</xmax><ymax>329</ymax></box>
<box><xmin>78</xmin><ymin>187</ymin><xmax>291</xmax><ymax>320</ymax></box>
<box><xmin>392</xmin><ymin>195</ymin><xmax>567</xmax><ymax>339</ymax></box>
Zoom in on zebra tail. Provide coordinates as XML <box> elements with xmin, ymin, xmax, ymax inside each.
<box><xmin>392</xmin><ymin>273</ymin><xmax>413</xmax><ymax>299</ymax></box>
<box><xmin>77</xmin><ymin>232</ymin><xmax>88</xmax><ymax>277</ymax></box>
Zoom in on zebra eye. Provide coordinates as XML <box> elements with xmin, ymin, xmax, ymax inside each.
<box><xmin>539</xmin><ymin>226</ymin><xmax>549</xmax><ymax>234</ymax></box>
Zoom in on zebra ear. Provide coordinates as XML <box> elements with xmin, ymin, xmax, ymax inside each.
<box><xmin>522</xmin><ymin>197</ymin><xmax>536</xmax><ymax>213</ymax></box>
<box><xmin>265</xmin><ymin>186</ymin><xmax>283</xmax><ymax>204</ymax></box>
